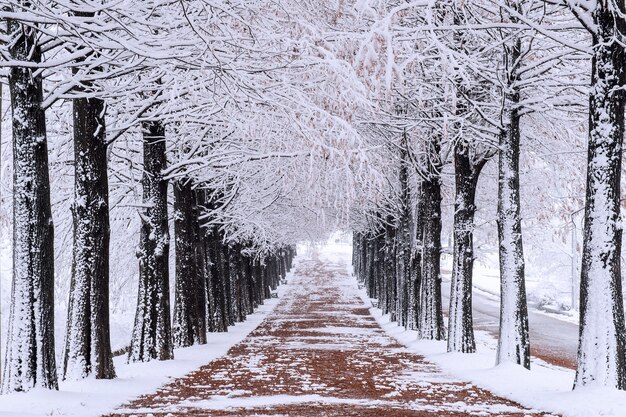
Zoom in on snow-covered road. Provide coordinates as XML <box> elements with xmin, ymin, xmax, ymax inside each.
<box><xmin>441</xmin><ymin>277</ymin><xmax>579</xmax><ymax>369</ymax></box>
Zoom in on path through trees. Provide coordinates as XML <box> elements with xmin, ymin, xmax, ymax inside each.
<box><xmin>105</xmin><ymin>257</ymin><xmax>546</xmax><ymax>417</ymax></box>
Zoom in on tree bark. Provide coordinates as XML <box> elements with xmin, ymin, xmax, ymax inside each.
<box><xmin>409</xmin><ymin>194</ymin><xmax>424</xmax><ymax>331</ymax></box>
<box><xmin>172</xmin><ymin>180</ymin><xmax>205</xmax><ymax>347</ymax></box>
<box><xmin>418</xmin><ymin>172</ymin><xmax>445</xmax><ymax>340</ymax></box>
<box><xmin>447</xmin><ymin>145</ymin><xmax>486</xmax><ymax>353</ymax></box>
<box><xmin>190</xmin><ymin>190</ymin><xmax>208</xmax><ymax>343</ymax></box>
<box><xmin>384</xmin><ymin>216</ymin><xmax>397</xmax><ymax>322</ymax></box>
<box><xmin>396</xmin><ymin>148</ymin><xmax>412</xmax><ymax>328</ymax></box>
<box><xmin>574</xmin><ymin>2</ymin><xmax>626</xmax><ymax>389</ymax></box>
<box><xmin>64</xmin><ymin>92</ymin><xmax>115</xmax><ymax>380</ymax></box>
<box><xmin>129</xmin><ymin>121</ymin><xmax>173</xmax><ymax>362</ymax></box>
<box><xmin>496</xmin><ymin>32</ymin><xmax>530</xmax><ymax>368</ymax></box>
<box><xmin>2</xmin><ymin>16</ymin><xmax>57</xmax><ymax>393</ymax></box>
<box><xmin>207</xmin><ymin>225</ymin><xmax>228</xmax><ymax>332</ymax></box>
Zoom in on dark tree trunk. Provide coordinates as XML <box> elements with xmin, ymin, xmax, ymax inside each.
<box><xmin>384</xmin><ymin>217</ymin><xmax>397</xmax><ymax>321</ymax></box>
<box><xmin>64</xmin><ymin>92</ymin><xmax>115</xmax><ymax>380</ymax></box>
<box><xmin>575</xmin><ymin>2</ymin><xmax>626</xmax><ymax>389</ymax></box>
<box><xmin>222</xmin><ymin>243</ymin><xmax>235</xmax><ymax>326</ymax></box>
<box><xmin>418</xmin><ymin>172</ymin><xmax>445</xmax><ymax>340</ymax></box>
<box><xmin>409</xmin><ymin>196</ymin><xmax>424</xmax><ymax>331</ymax></box>
<box><xmin>396</xmin><ymin>147</ymin><xmax>412</xmax><ymax>328</ymax></box>
<box><xmin>376</xmin><ymin>230</ymin><xmax>387</xmax><ymax>314</ymax></box>
<box><xmin>196</xmin><ymin>190</ymin><xmax>215</xmax><ymax>333</ymax></box>
<box><xmin>190</xmin><ymin>190</ymin><xmax>208</xmax><ymax>343</ymax></box>
<box><xmin>245</xmin><ymin>255</ymin><xmax>256</xmax><ymax>313</ymax></box>
<box><xmin>129</xmin><ymin>121</ymin><xmax>173</xmax><ymax>362</ymax></box>
<box><xmin>496</xmin><ymin>33</ymin><xmax>530</xmax><ymax>369</ymax></box>
<box><xmin>367</xmin><ymin>236</ymin><xmax>377</xmax><ymax>299</ymax></box>
<box><xmin>172</xmin><ymin>180</ymin><xmax>203</xmax><ymax>347</ymax></box>
<box><xmin>2</xmin><ymin>16</ymin><xmax>57</xmax><ymax>393</ymax></box>
<box><xmin>228</xmin><ymin>246</ymin><xmax>243</xmax><ymax>322</ymax></box>
<box><xmin>62</xmin><ymin>8</ymin><xmax>115</xmax><ymax>381</ymax></box>
<box><xmin>207</xmin><ymin>226</ymin><xmax>228</xmax><ymax>332</ymax></box>
<box><xmin>447</xmin><ymin>145</ymin><xmax>486</xmax><ymax>353</ymax></box>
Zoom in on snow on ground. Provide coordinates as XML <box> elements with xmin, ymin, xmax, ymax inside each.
<box><xmin>316</xmin><ymin>235</ymin><xmax>626</xmax><ymax>417</ymax></box>
<box><xmin>0</xmin><ymin>261</ymin><xmax>297</xmax><ymax>417</ymax></box>
<box><xmin>1</xmin><ymin>233</ymin><xmax>623</xmax><ymax>417</ymax></box>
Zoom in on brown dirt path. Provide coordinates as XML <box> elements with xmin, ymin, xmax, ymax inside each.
<box><xmin>105</xmin><ymin>258</ymin><xmax>555</xmax><ymax>417</ymax></box>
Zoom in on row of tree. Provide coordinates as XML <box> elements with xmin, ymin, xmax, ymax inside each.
<box><xmin>2</xmin><ymin>0</ymin><xmax>625</xmax><ymax>398</ymax></box>
<box><xmin>350</xmin><ymin>0</ymin><xmax>626</xmax><ymax>392</ymax></box>
<box><xmin>0</xmin><ymin>0</ymin><xmax>308</xmax><ymax>394</ymax></box>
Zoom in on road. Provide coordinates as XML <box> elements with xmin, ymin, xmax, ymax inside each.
<box><xmin>106</xmin><ymin>258</ymin><xmax>546</xmax><ymax>417</ymax></box>
<box><xmin>442</xmin><ymin>276</ymin><xmax>579</xmax><ymax>369</ymax></box>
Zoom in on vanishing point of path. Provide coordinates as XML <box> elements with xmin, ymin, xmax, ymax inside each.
<box><xmin>106</xmin><ymin>257</ymin><xmax>553</xmax><ymax>417</ymax></box>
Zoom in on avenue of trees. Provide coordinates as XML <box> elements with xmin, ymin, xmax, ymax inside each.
<box><xmin>0</xmin><ymin>0</ymin><xmax>625</xmax><ymax>396</ymax></box>
<box><xmin>350</xmin><ymin>0</ymin><xmax>626</xmax><ymax>391</ymax></box>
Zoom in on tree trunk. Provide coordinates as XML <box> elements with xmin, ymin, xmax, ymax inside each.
<box><xmin>191</xmin><ymin>190</ymin><xmax>208</xmax><ymax>343</ymax></box>
<box><xmin>418</xmin><ymin>173</ymin><xmax>445</xmax><ymax>340</ymax></box>
<box><xmin>396</xmin><ymin>148</ymin><xmax>411</xmax><ymax>328</ymax></box>
<box><xmin>496</xmin><ymin>34</ymin><xmax>530</xmax><ymax>367</ymax></box>
<box><xmin>129</xmin><ymin>121</ymin><xmax>173</xmax><ymax>362</ymax></box>
<box><xmin>222</xmin><ymin>243</ymin><xmax>235</xmax><ymax>325</ymax></box>
<box><xmin>409</xmin><ymin>194</ymin><xmax>424</xmax><ymax>331</ymax></box>
<box><xmin>384</xmin><ymin>217</ymin><xmax>397</xmax><ymax>322</ymax></box>
<box><xmin>64</xmin><ymin>92</ymin><xmax>115</xmax><ymax>380</ymax></box>
<box><xmin>172</xmin><ymin>180</ymin><xmax>204</xmax><ymax>347</ymax></box>
<box><xmin>575</xmin><ymin>3</ymin><xmax>626</xmax><ymax>389</ymax></box>
<box><xmin>447</xmin><ymin>145</ymin><xmax>485</xmax><ymax>353</ymax></box>
<box><xmin>2</xmin><ymin>17</ymin><xmax>57</xmax><ymax>393</ymax></box>
<box><xmin>207</xmin><ymin>226</ymin><xmax>228</xmax><ymax>332</ymax></box>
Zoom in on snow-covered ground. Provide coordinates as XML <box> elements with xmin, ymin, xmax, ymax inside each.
<box><xmin>0</xmin><ymin>261</ymin><xmax>297</xmax><ymax>417</ymax></box>
<box><xmin>312</xmin><ymin>236</ymin><xmax>626</xmax><ymax>417</ymax></box>
<box><xmin>1</xmin><ymin>234</ymin><xmax>623</xmax><ymax>417</ymax></box>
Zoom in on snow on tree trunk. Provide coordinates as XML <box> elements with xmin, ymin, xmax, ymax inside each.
<box><xmin>222</xmin><ymin>243</ymin><xmax>235</xmax><ymax>326</ymax></box>
<box><xmin>384</xmin><ymin>216</ymin><xmax>397</xmax><ymax>322</ymax></box>
<box><xmin>418</xmin><ymin>172</ymin><xmax>445</xmax><ymax>340</ymax></box>
<box><xmin>190</xmin><ymin>189</ymin><xmax>208</xmax><ymax>343</ymax></box>
<box><xmin>172</xmin><ymin>180</ymin><xmax>205</xmax><ymax>347</ymax></box>
<box><xmin>228</xmin><ymin>246</ymin><xmax>241</xmax><ymax>322</ymax></box>
<box><xmin>574</xmin><ymin>2</ymin><xmax>626</xmax><ymax>389</ymax></box>
<box><xmin>447</xmin><ymin>145</ymin><xmax>485</xmax><ymax>353</ymax></box>
<box><xmin>396</xmin><ymin>149</ymin><xmax>412</xmax><ymax>328</ymax></box>
<box><xmin>367</xmin><ymin>234</ymin><xmax>377</xmax><ymax>300</ymax></box>
<box><xmin>128</xmin><ymin>121</ymin><xmax>173</xmax><ymax>362</ymax></box>
<box><xmin>196</xmin><ymin>190</ymin><xmax>217</xmax><ymax>333</ymax></box>
<box><xmin>496</xmin><ymin>37</ymin><xmax>530</xmax><ymax>367</ymax></box>
<box><xmin>244</xmin><ymin>255</ymin><xmax>256</xmax><ymax>314</ymax></box>
<box><xmin>63</xmin><ymin>92</ymin><xmax>115</xmax><ymax>380</ymax></box>
<box><xmin>206</xmin><ymin>225</ymin><xmax>228</xmax><ymax>332</ymax></box>
<box><xmin>2</xmin><ymin>17</ymin><xmax>58</xmax><ymax>393</ymax></box>
<box><xmin>409</xmin><ymin>196</ymin><xmax>424</xmax><ymax>331</ymax></box>
<box><xmin>375</xmin><ymin>232</ymin><xmax>385</xmax><ymax>310</ymax></box>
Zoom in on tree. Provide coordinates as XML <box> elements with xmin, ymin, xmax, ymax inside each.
<box><xmin>128</xmin><ymin>120</ymin><xmax>173</xmax><ymax>362</ymax></box>
<box><xmin>63</xmin><ymin>9</ymin><xmax>115</xmax><ymax>380</ymax></box>
<box><xmin>172</xmin><ymin>179</ymin><xmax>206</xmax><ymax>348</ymax></box>
<box><xmin>565</xmin><ymin>0</ymin><xmax>626</xmax><ymax>389</ymax></box>
<box><xmin>447</xmin><ymin>141</ymin><xmax>490</xmax><ymax>353</ymax></box>
<box><xmin>417</xmin><ymin>137</ymin><xmax>445</xmax><ymax>341</ymax></box>
<box><xmin>1</xmin><ymin>7</ymin><xmax>57</xmax><ymax>393</ymax></box>
<box><xmin>494</xmin><ymin>0</ymin><xmax>531</xmax><ymax>369</ymax></box>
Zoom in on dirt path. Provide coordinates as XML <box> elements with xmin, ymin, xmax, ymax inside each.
<box><xmin>106</xmin><ymin>259</ymin><xmax>553</xmax><ymax>417</ymax></box>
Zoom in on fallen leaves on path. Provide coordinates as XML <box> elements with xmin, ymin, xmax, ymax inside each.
<box><xmin>105</xmin><ymin>259</ymin><xmax>554</xmax><ymax>417</ymax></box>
